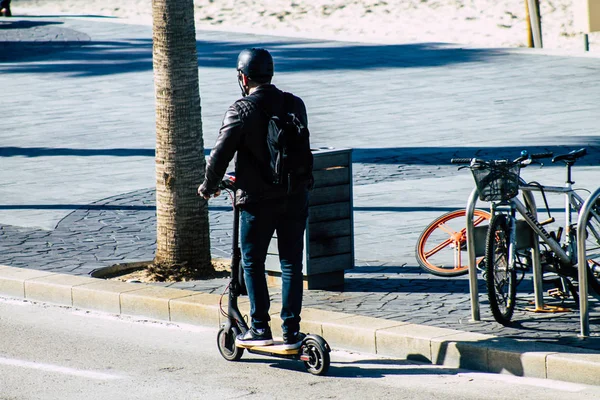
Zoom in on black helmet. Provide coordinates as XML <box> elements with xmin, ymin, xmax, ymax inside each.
<box><xmin>236</xmin><ymin>48</ymin><xmax>273</xmax><ymax>83</ymax></box>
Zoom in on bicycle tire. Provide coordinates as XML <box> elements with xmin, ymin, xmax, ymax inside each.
<box><xmin>415</xmin><ymin>209</ymin><xmax>491</xmax><ymax>277</ymax></box>
<box><xmin>485</xmin><ymin>214</ymin><xmax>517</xmax><ymax>325</ymax></box>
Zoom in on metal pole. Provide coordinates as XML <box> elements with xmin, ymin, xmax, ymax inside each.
<box><xmin>466</xmin><ymin>188</ymin><xmax>480</xmax><ymax>321</ymax></box>
<box><xmin>524</xmin><ymin>0</ymin><xmax>533</xmax><ymax>48</ymax></box>
<box><xmin>577</xmin><ymin>187</ymin><xmax>600</xmax><ymax>338</ymax></box>
<box><xmin>527</xmin><ymin>0</ymin><xmax>543</xmax><ymax>48</ymax></box>
<box><xmin>584</xmin><ymin>33</ymin><xmax>590</xmax><ymax>51</ymax></box>
<box><xmin>522</xmin><ymin>191</ymin><xmax>544</xmax><ymax>310</ymax></box>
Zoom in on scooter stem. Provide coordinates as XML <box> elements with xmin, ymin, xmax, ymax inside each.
<box><xmin>227</xmin><ymin>197</ymin><xmax>249</xmax><ymax>331</ymax></box>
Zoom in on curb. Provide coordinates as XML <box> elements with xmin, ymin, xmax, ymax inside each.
<box><xmin>1</xmin><ymin>265</ymin><xmax>599</xmax><ymax>386</ymax></box>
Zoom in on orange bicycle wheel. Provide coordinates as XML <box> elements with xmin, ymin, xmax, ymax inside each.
<box><xmin>415</xmin><ymin>209</ymin><xmax>491</xmax><ymax>277</ymax></box>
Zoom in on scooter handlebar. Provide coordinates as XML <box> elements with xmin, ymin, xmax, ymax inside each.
<box><xmin>219</xmin><ymin>174</ymin><xmax>237</xmax><ymax>191</ymax></box>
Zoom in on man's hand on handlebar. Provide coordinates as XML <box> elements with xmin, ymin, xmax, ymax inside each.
<box><xmin>197</xmin><ymin>185</ymin><xmax>221</xmax><ymax>200</ymax></box>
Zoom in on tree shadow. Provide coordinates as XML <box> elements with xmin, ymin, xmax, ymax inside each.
<box><xmin>0</xmin><ymin>20</ymin><xmax>63</xmax><ymax>29</ymax></box>
<box><xmin>12</xmin><ymin>15</ymin><xmax>118</xmax><ymax>19</ymax></box>
<box><xmin>1</xmin><ymin>20</ymin><xmax>506</xmax><ymax>76</ymax></box>
<box><xmin>3</xmin><ymin>144</ymin><xmax>598</xmax><ymax>166</ymax></box>
<box><xmin>352</xmin><ymin>142</ymin><xmax>600</xmax><ymax>166</ymax></box>
<box><xmin>0</xmin><ymin>203</ymin><xmax>230</xmax><ymax>212</ymax></box>
<box><xmin>0</xmin><ymin>146</ymin><xmax>211</xmax><ymax>157</ymax></box>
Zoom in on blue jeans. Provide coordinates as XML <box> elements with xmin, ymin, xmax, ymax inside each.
<box><xmin>240</xmin><ymin>192</ymin><xmax>308</xmax><ymax>335</ymax></box>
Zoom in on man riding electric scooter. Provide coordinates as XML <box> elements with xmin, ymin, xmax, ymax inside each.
<box><xmin>198</xmin><ymin>48</ymin><xmax>314</xmax><ymax>350</ymax></box>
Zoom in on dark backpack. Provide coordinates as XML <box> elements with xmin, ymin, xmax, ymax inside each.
<box><xmin>255</xmin><ymin>92</ymin><xmax>314</xmax><ymax>194</ymax></box>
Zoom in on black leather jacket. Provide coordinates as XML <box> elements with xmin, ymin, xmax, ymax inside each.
<box><xmin>200</xmin><ymin>84</ymin><xmax>309</xmax><ymax>205</ymax></box>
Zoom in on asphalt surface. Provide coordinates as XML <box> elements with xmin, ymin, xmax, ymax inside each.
<box><xmin>2</xmin><ymin>12</ymin><xmax>600</xmax><ymax>363</ymax></box>
<box><xmin>5</xmin><ymin>297</ymin><xmax>599</xmax><ymax>400</ymax></box>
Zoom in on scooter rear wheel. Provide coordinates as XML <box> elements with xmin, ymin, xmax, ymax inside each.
<box><xmin>302</xmin><ymin>338</ymin><xmax>330</xmax><ymax>375</ymax></box>
<box><xmin>217</xmin><ymin>326</ymin><xmax>244</xmax><ymax>361</ymax></box>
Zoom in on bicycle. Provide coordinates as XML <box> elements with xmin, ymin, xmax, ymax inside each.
<box><xmin>415</xmin><ymin>209</ymin><xmax>491</xmax><ymax>277</ymax></box>
<box><xmin>451</xmin><ymin>148</ymin><xmax>600</xmax><ymax>325</ymax></box>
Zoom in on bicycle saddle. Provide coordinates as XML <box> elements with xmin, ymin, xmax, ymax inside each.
<box><xmin>552</xmin><ymin>148</ymin><xmax>587</xmax><ymax>164</ymax></box>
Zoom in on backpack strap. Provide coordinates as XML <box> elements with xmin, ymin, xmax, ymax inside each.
<box><xmin>244</xmin><ymin>91</ymin><xmax>291</xmax><ymax>118</ymax></box>
<box><xmin>281</xmin><ymin>92</ymin><xmax>292</xmax><ymax>115</ymax></box>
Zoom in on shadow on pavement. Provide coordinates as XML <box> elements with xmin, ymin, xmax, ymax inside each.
<box><xmin>343</xmin><ymin>276</ymin><xmax>472</xmax><ymax>295</ymax></box>
<box><xmin>245</xmin><ymin>356</ymin><xmax>460</xmax><ymax>378</ymax></box>
<box><xmin>0</xmin><ymin>146</ymin><xmax>211</xmax><ymax>157</ymax></box>
<box><xmin>0</xmin><ymin>20</ymin><xmax>63</xmax><ymax>29</ymax></box>
<box><xmin>12</xmin><ymin>15</ymin><xmax>118</xmax><ymax>19</ymax></box>
<box><xmin>1</xmin><ymin>18</ymin><xmax>505</xmax><ymax>76</ymax></box>
<box><xmin>352</xmin><ymin>142</ymin><xmax>600</xmax><ymax>166</ymax></box>
<box><xmin>436</xmin><ymin>334</ymin><xmax>600</xmax><ymax>375</ymax></box>
<box><xmin>0</xmin><ymin>204</ymin><xmax>230</xmax><ymax>211</ymax></box>
<box><xmin>3</xmin><ymin>144</ymin><xmax>598</xmax><ymax>166</ymax></box>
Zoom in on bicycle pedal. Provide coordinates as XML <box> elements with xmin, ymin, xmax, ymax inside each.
<box><xmin>547</xmin><ymin>288</ymin><xmax>567</xmax><ymax>298</ymax></box>
<box><xmin>525</xmin><ymin>305</ymin><xmax>572</xmax><ymax>313</ymax></box>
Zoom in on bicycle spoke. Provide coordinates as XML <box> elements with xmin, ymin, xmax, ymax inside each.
<box><xmin>473</xmin><ymin>215</ymin><xmax>488</xmax><ymax>226</ymax></box>
<box><xmin>423</xmin><ymin>238</ymin><xmax>454</xmax><ymax>259</ymax></box>
<box><xmin>437</xmin><ymin>222</ymin><xmax>458</xmax><ymax>236</ymax></box>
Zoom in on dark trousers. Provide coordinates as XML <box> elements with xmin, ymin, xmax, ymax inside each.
<box><xmin>240</xmin><ymin>192</ymin><xmax>308</xmax><ymax>335</ymax></box>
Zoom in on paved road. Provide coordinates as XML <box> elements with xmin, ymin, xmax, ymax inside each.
<box><xmin>2</xmin><ymin>297</ymin><xmax>599</xmax><ymax>400</ymax></box>
<box><xmin>2</xmin><ymin>15</ymin><xmax>600</xmax><ymax>350</ymax></box>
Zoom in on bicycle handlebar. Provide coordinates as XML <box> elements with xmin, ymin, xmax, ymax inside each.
<box><xmin>450</xmin><ymin>151</ymin><xmax>554</xmax><ymax>167</ymax></box>
<box><xmin>530</xmin><ymin>152</ymin><xmax>554</xmax><ymax>160</ymax></box>
<box><xmin>450</xmin><ymin>158</ymin><xmax>472</xmax><ymax>164</ymax></box>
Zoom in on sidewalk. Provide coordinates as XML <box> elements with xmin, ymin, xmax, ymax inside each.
<box><xmin>2</xmin><ymin>15</ymin><xmax>600</xmax><ymax>385</ymax></box>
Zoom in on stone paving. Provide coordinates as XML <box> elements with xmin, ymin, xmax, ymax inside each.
<box><xmin>2</xmin><ymin>15</ymin><xmax>600</xmax><ymax>350</ymax></box>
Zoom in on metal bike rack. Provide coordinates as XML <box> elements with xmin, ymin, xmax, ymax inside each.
<box><xmin>465</xmin><ymin>188</ymin><xmax>544</xmax><ymax>321</ymax></box>
<box><xmin>465</xmin><ymin>188</ymin><xmax>481</xmax><ymax>321</ymax></box>
<box><xmin>576</xmin><ymin>187</ymin><xmax>600</xmax><ymax>338</ymax></box>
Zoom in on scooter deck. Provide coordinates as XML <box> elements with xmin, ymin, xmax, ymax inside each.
<box><xmin>237</xmin><ymin>340</ymin><xmax>299</xmax><ymax>355</ymax></box>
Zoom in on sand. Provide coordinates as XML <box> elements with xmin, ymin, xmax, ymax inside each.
<box><xmin>10</xmin><ymin>0</ymin><xmax>599</xmax><ymax>51</ymax></box>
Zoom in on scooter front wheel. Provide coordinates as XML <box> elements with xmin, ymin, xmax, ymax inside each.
<box><xmin>301</xmin><ymin>337</ymin><xmax>330</xmax><ymax>375</ymax></box>
<box><xmin>217</xmin><ymin>326</ymin><xmax>244</xmax><ymax>361</ymax></box>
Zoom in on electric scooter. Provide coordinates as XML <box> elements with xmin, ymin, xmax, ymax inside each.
<box><xmin>215</xmin><ymin>174</ymin><xmax>331</xmax><ymax>376</ymax></box>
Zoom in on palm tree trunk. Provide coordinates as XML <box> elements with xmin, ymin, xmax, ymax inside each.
<box><xmin>151</xmin><ymin>0</ymin><xmax>212</xmax><ymax>280</ymax></box>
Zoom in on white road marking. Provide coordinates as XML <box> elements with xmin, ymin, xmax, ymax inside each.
<box><xmin>0</xmin><ymin>357</ymin><xmax>123</xmax><ymax>380</ymax></box>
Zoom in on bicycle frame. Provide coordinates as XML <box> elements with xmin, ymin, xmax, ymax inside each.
<box><xmin>518</xmin><ymin>184</ymin><xmax>600</xmax><ymax>261</ymax></box>
<box><xmin>512</xmin><ymin>184</ymin><xmax>579</xmax><ymax>266</ymax></box>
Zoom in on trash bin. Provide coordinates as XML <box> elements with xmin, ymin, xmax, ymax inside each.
<box><xmin>266</xmin><ymin>148</ymin><xmax>354</xmax><ymax>289</ymax></box>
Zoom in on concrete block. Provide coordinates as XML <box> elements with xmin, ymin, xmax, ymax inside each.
<box><xmin>431</xmin><ymin>331</ymin><xmax>493</xmax><ymax>372</ymax></box>
<box><xmin>376</xmin><ymin>324</ymin><xmax>462</xmax><ymax>363</ymax></box>
<box><xmin>72</xmin><ymin>280</ymin><xmax>146</xmax><ymax>314</ymax></box>
<box><xmin>322</xmin><ymin>315</ymin><xmax>407</xmax><ymax>354</ymax></box>
<box><xmin>25</xmin><ymin>273</ymin><xmax>96</xmax><ymax>306</ymax></box>
<box><xmin>485</xmin><ymin>338</ymin><xmax>566</xmax><ymax>378</ymax></box>
<box><xmin>547</xmin><ymin>351</ymin><xmax>600</xmax><ymax>385</ymax></box>
<box><xmin>300</xmin><ymin>308</ymin><xmax>356</xmax><ymax>337</ymax></box>
<box><xmin>0</xmin><ymin>267</ymin><xmax>54</xmax><ymax>299</ymax></box>
<box><xmin>120</xmin><ymin>286</ymin><xmax>194</xmax><ymax>321</ymax></box>
<box><xmin>169</xmin><ymin>292</ymin><xmax>223</xmax><ymax>327</ymax></box>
